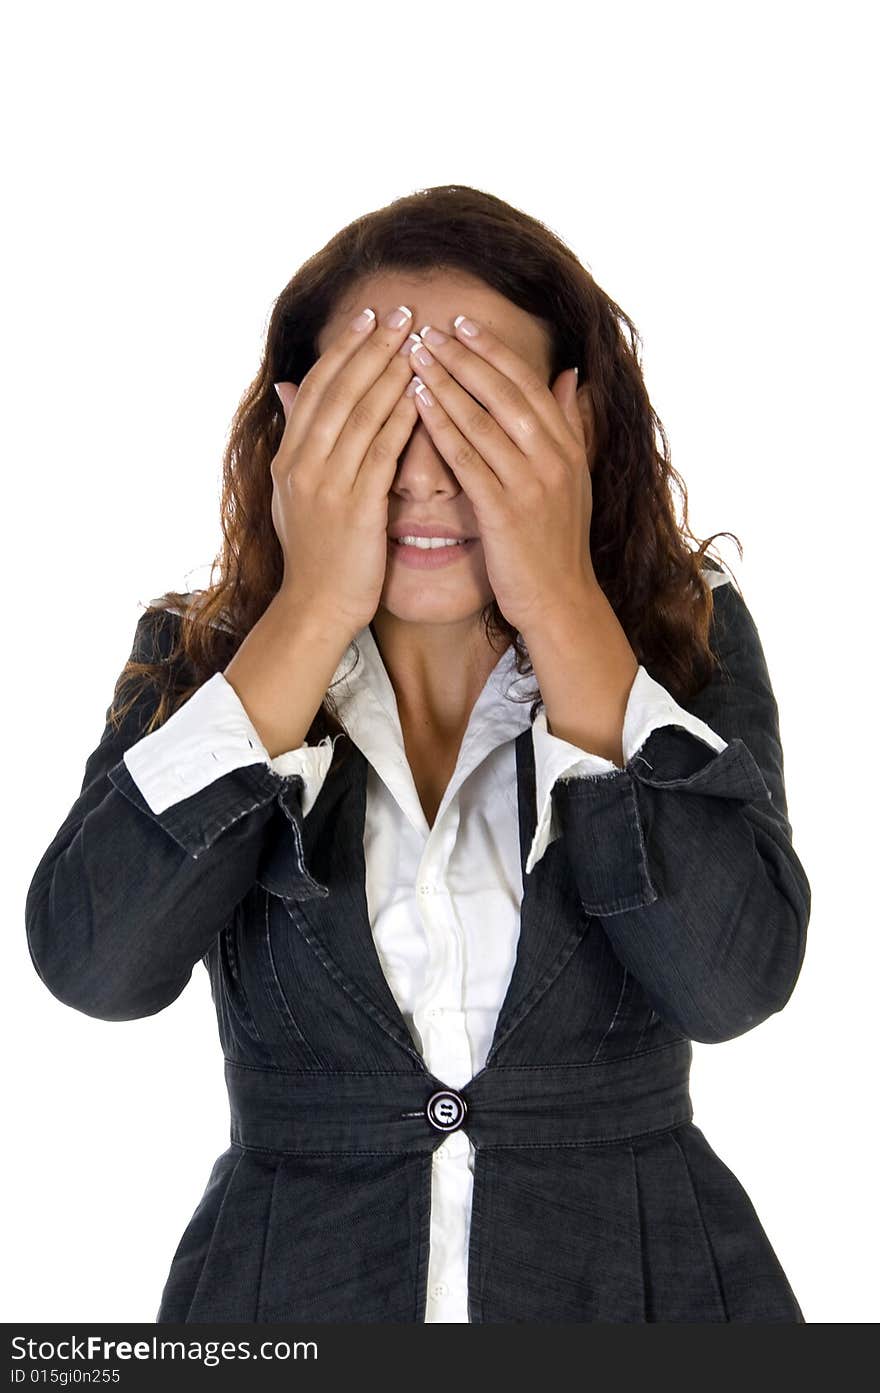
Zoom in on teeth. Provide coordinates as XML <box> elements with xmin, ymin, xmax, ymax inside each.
<box><xmin>397</xmin><ymin>536</ymin><xmax>468</xmax><ymax>549</ymax></box>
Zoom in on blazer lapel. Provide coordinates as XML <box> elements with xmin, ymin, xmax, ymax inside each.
<box><xmin>258</xmin><ymin>740</ymin><xmax>429</xmax><ymax>1067</ymax></box>
<box><xmin>255</xmin><ymin>722</ymin><xmax>593</xmax><ymax>1077</ymax></box>
<box><xmin>481</xmin><ymin>724</ymin><xmax>593</xmax><ymax>1067</ymax></box>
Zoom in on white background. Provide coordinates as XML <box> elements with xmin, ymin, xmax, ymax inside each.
<box><xmin>4</xmin><ymin>0</ymin><xmax>877</xmax><ymax>1324</ymax></box>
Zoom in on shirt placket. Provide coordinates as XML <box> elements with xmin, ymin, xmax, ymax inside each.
<box><xmin>412</xmin><ymin>804</ymin><xmax>474</xmax><ymax>1323</ymax></box>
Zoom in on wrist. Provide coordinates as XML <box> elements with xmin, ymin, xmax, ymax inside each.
<box><xmin>519</xmin><ymin>576</ymin><xmax>607</xmax><ymax>648</ymax></box>
<box><xmin>270</xmin><ymin>587</ymin><xmax>358</xmax><ymax>652</ymax></box>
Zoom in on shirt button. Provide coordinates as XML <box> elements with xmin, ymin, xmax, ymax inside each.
<box><xmin>425</xmin><ymin>1007</ymin><xmax>442</xmax><ymax>1019</ymax></box>
<box><xmin>426</xmin><ymin>1089</ymin><xmax>467</xmax><ymax>1132</ymax></box>
<box><xmin>431</xmin><ymin>1282</ymin><xmax>449</xmax><ymax>1299</ymax></box>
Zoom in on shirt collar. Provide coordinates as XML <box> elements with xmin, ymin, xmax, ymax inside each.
<box><xmin>327</xmin><ymin>624</ymin><xmax>537</xmax><ymax>836</ymax></box>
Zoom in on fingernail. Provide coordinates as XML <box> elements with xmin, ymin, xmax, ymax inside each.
<box><xmin>413</xmin><ymin>377</ymin><xmax>435</xmax><ymax>406</ymax></box>
<box><xmin>384</xmin><ymin>305</ymin><xmax>413</xmax><ymax>329</ymax></box>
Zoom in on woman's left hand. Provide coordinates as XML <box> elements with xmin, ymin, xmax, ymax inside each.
<box><xmin>405</xmin><ymin>314</ymin><xmax>599</xmax><ymax>635</ymax></box>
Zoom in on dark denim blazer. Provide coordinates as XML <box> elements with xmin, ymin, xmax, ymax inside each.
<box><xmin>25</xmin><ymin>574</ymin><xmax>810</xmax><ymax>1323</ymax></box>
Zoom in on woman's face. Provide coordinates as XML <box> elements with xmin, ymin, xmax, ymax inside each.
<box><xmin>314</xmin><ymin>269</ymin><xmax>554</xmax><ymax>631</ymax></box>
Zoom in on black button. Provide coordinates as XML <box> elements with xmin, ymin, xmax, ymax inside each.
<box><xmin>426</xmin><ymin>1089</ymin><xmax>467</xmax><ymax>1132</ymax></box>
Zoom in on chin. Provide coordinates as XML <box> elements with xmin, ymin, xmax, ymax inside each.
<box><xmin>378</xmin><ymin>590</ymin><xmax>494</xmax><ymax>626</ymax></box>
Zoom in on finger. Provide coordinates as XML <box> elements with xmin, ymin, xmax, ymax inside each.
<box><xmin>284</xmin><ymin>308</ymin><xmax>377</xmax><ymax>440</ymax></box>
<box><xmin>414</xmin><ymin>317</ymin><xmax>577</xmax><ymax>459</ymax></box>
<box><xmin>357</xmin><ymin>386</ymin><xmax>420</xmax><ymax>497</ymax></box>
<box><xmin>273</xmin><ymin>381</ymin><xmax>298</xmax><ymax>418</ymax></box>
<box><xmin>409</xmin><ymin>375</ymin><xmax>503</xmax><ymax>515</ymax></box>
<box><xmin>407</xmin><ymin>336</ymin><xmax>536</xmax><ymax>491</ymax></box>
<box><xmin>285</xmin><ymin>306</ymin><xmax>417</xmax><ymax>462</ymax></box>
<box><xmin>275</xmin><ymin>309</ymin><xmax>376</xmax><ymax>440</ymax></box>
<box><xmin>575</xmin><ymin>379</ymin><xmax>599</xmax><ymax>466</ymax></box>
<box><xmin>329</xmin><ymin>359</ymin><xmax>420</xmax><ymax>491</ymax></box>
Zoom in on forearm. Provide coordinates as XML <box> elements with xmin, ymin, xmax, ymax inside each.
<box><xmin>26</xmin><ymin>598</ymin><xmax>348</xmax><ymax>1023</ymax></box>
<box><xmin>521</xmin><ymin>581</ymin><xmax>639</xmax><ymax>768</ymax></box>
<box><xmin>552</xmin><ymin>755</ymin><xmax>810</xmax><ymax>1041</ymax></box>
<box><xmin>530</xmin><ymin>578</ymin><xmax>812</xmax><ymax>1042</ymax></box>
<box><xmin>223</xmin><ymin>590</ymin><xmax>354</xmax><ymax>758</ymax></box>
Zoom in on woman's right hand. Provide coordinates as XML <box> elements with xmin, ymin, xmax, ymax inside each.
<box><xmin>270</xmin><ymin>304</ymin><xmax>420</xmax><ymax>637</ymax></box>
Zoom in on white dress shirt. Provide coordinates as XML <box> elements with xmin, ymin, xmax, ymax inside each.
<box><xmin>123</xmin><ymin>569</ymin><xmax>731</xmax><ymax>1322</ymax></box>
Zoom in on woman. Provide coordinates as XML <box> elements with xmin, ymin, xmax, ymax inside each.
<box><xmin>25</xmin><ymin>184</ymin><xmax>810</xmax><ymax>1323</ymax></box>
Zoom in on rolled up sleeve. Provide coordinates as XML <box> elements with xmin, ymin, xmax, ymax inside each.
<box><xmin>25</xmin><ymin>606</ymin><xmax>338</xmax><ymax>1021</ymax></box>
<box><xmin>527</xmin><ymin>664</ymin><xmax>730</xmax><ymax>875</ymax></box>
<box><xmin>120</xmin><ymin>669</ymin><xmax>336</xmax><ymax>825</ymax></box>
<box><xmin>531</xmin><ymin>581</ymin><xmax>810</xmax><ymax>1044</ymax></box>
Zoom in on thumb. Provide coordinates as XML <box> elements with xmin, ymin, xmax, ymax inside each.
<box><xmin>273</xmin><ymin>381</ymin><xmax>299</xmax><ymax>417</ymax></box>
<box><xmin>552</xmin><ymin>367</ymin><xmax>585</xmax><ymax>444</ymax></box>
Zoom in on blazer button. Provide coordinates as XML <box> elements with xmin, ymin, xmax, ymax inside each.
<box><xmin>425</xmin><ymin>1089</ymin><xmax>467</xmax><ymax>1132</ymax></box>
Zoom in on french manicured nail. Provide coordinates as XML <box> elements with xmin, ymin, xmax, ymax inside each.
<box><xmin>351</xmin><ymin>307</ymin><xmax>376</xmax><ymax>332</ymax></box>
<box><xmin>453</xmin><ymin>315</ymin><xmax>479</xmax><ymax>337</ymax></box>
<box><xmin>413</xmin><ymin>376</ymin><xmax>435</xmax><ymax>406</ymax></box>
<box><xmin>411</xmin><ymin>341</ymin><xmax>434</xmax><ymax>368</ymax></box>
<box><xmin>398</xmin><ymin>332</ymin><xmax>421</xmax><ymax>357</ymax></box>
<box><xmin>384</xmin><ymin>305</ymin><xmax>413</xmax><ymax>329</ymax></box>
<box><xmin>419</xmin><ymin>324</ymin><xmax>448</xmax><ymax>346</ymax></box>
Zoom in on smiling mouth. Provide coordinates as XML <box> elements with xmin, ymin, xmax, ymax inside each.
<box><xmin>390</xmin><ymin>538</ymin><xmax>477</xmax><ymax>546</ymax></box>
<box><xmin>388</xmin><ymin>536</ymin><xmax>481</xmax><ymax>566</ymax></box>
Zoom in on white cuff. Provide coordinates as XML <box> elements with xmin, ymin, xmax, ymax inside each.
<box><xmin>525</xmin><ymin>665</ymin><xmax>728</xmax><ymax>874</ymax></box>
<box><xmin>123</xmin><ymin>670</ymin><xmax>337</xmax><ymax>817</ymax></box>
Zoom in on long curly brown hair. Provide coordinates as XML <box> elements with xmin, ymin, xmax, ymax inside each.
<box><xmin>108</xmin><ymin>182</ymin><xmax>742</xmax><ymax>755</ymax></box>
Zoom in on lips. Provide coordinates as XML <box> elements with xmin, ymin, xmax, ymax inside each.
<box><xmin>389</xmin><ymin>536</ymin><xmax>480</xmax><ymax>569</ymax></box>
